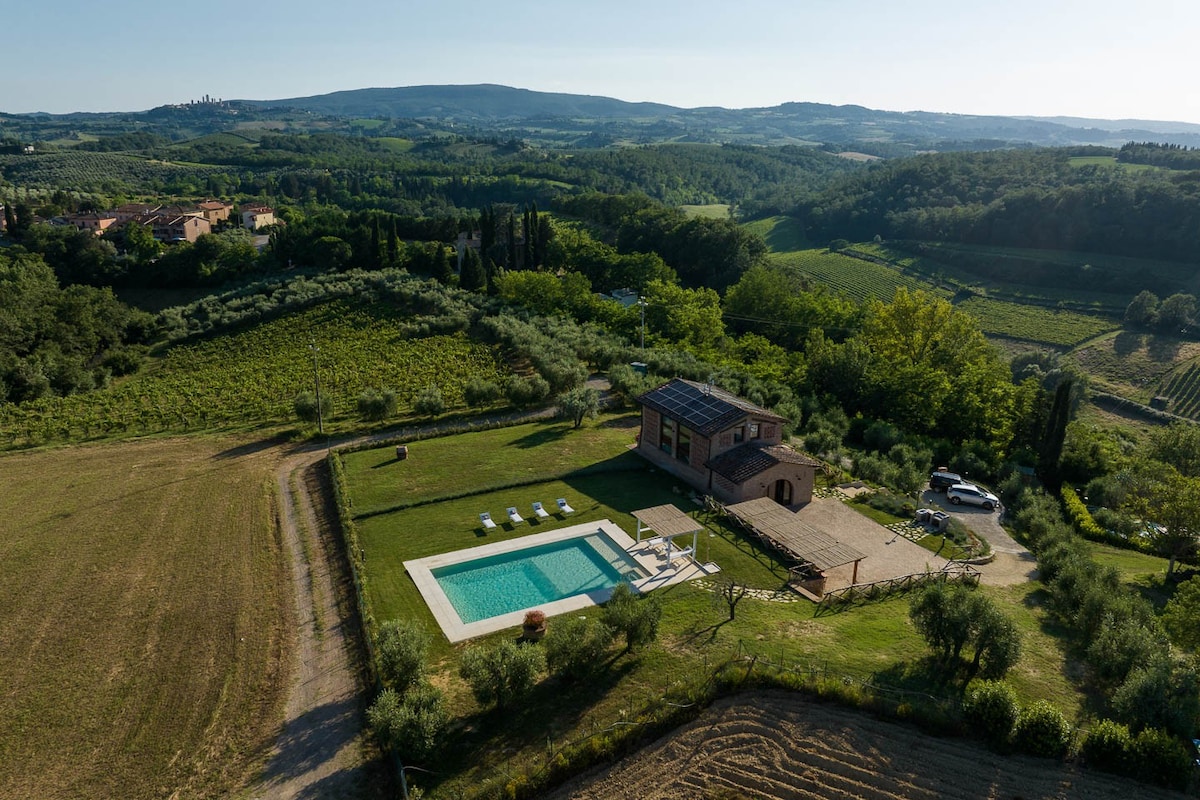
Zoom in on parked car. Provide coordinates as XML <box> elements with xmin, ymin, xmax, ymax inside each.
<box><xmin>929</xmin><ymin>470</ymin><xmax>964</xmax><ymax>492</ymax></box>
<box><xmin>946</xmin><ymin>483</ymin><xmax>1000</xmax><ymax>510</ymax></box>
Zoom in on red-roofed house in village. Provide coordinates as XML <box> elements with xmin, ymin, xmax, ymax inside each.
<box><xmin>636</xmin><ymin>378</ymin><xmax>821</xmax><ymax>508</ymax></box>
<box><xmin>240</xmin><ymin>204</ymin><xmax>275</xmax><ymax>230</ymax></box>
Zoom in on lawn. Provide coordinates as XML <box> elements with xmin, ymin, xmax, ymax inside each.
<box><xmin>741</xmin><ymin>215</ymin><xmax>809</xmax><ymax>252</ymax></box>
<box><xmin>680</xmin><ymin>203</ymin><xmax>730</xmax><ymax>219</ymax></box>
<box><xmin>0</xmin><ymin>437</ymin><xmax>291</xmax><ymax>800</ymax></box>
<box><xmin>340</xmin><ymin>413</ymin><xmax>642</xmax><ymax>515</ymax></box>
<box><xmin>342</xmin><ymin>418</ymin><xmax>1089</xmax><ymax>798</ymax></box>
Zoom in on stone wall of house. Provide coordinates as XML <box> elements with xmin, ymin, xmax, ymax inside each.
<box><xmin>641</xmin><ymin>408</ymin><xmax>661</xmax><ymax>451</ymax></box>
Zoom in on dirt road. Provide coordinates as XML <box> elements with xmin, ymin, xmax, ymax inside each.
<box><xmin>251</xmin><ymin>441</ymin><xmax>379</xmax><ymax>799</ymax></box>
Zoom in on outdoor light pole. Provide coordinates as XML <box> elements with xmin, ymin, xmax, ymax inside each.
<box><xmin>309</xmin><ymin>340</ymin><xmax>323</xmax><ymax>435</ymax></box>
<box><xmin>637</xmin><ymin>299</ymin><xmax>647</xmax><ymax>355</ymax></box>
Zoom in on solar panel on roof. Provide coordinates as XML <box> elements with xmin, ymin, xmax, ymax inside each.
<box><xmin>643</xmin><ymin>380</ymin><xmax>748</xmax><ymax>436</ymax></box>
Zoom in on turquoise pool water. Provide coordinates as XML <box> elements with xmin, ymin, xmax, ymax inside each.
<box><xmin>433</xmin><ymin>533</ymin><xmax>645</xmax><ymax>623</ymax></box>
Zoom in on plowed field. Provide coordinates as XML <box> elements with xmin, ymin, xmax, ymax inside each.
<box><xmin>544</xmin><ymin>691</ymin><xmax>1185</xmax><ymax>800</ymax></box>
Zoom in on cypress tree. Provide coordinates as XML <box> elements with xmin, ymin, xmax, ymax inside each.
<box><xmin>432</xmin><ymin>244</ymin><xmax>453</xmax><ymax>285</ymax></box>
<box><xmin>388</xmin><ymin>217</ymin><xmax>399</xmax><ymax>266</ymax></box>
<box><xmin>2</xmin><ymin>202</ymin><xmax>14</xmax><ymax>235</ymax></box>
<box><xmin>460</xmin><ymin>247</ymin><xmax>486</xmax><ymax>292</ymax></box>
<box><xmin>479</xmin><ymin>206</ymin><xmax>494</xmax><ymax>257</ymax></box>
<box><xmin>369</xmin><ymin>217</ymin><xmax>382</xmax><ymax>269</ymax></box>
<box><xmin>529</xmin><ymin>202</ymin><xmax>540</xmax><ymax>269</ymax></box>
<box><xmin>1037</xmin><ymin>379</ymin><xmax>1074</xmax><ymax>490</ymax></box>
<box><xmin>507</xmin><ymin>211</ymin><xmax>517</xmax><ymax>269</ymax></box>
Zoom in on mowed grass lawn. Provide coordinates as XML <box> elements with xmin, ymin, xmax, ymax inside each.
<box><xmin>344</xmin><ymin>417</ymin><xmax>1086</xmax><ymax>797</ymax></box>
<box><xmin>341</xmin><ymin>413</ymin><xmax>642</xmax><ymax>515</ymax></box>
<box><xmin>0</xmin><ymin>437</ymin><xmax>291</xmax><ymax>800</ymax></box>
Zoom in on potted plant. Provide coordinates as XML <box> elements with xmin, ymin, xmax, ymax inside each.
<box><xmin>522</xmin><ymin>609</ymin><xmax>547</xmax><ymax>640</ymax></box>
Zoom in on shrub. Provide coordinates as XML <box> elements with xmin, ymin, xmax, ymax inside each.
<box><xmin>1085</xmin><ymin>623</ymin><xmax>1168</xmax><ymax>689</ymax></box>
<box><xmin>413</xmin><ymin>384</ymin><xmax>445</xmax><ymax>417</ymax></box>
<box><xmin>600</xmin><ymin>582</ymin><xmax>662</xmax><ymax>653</ymax></box>
<box><xmin>1080</xmin><ymin>718</ymin><xmax>1133</xmax><ymax>775</ymax></box>
<box><xmin>1012</xmin><ymin>700</ymin><xmax>1071</xmax><ymax>759</ymax></box>
<box><xmin>367</xmin><ymin>684</ymin><xmax>449</xmax><ymax>762</ymax></box>
<box><xmin>544</xmin><ymin>616</ymin><xmax>615</xmax><ymax>681</ymax></box>
<box><xmin>1162</xmin><ymin>576</ymin><xmax>1200</xmax><ymax>651</ymax></box>
<box><xmin>1111</xmin><ymin>659</ymin><xmax>1200</xmax><ymax>737</ymax></box>
<box><xmin>537</xmin><ymin>355</ymin><xmax>588</xmax><ymax>394</ymax></box>
<box><xmin>962</xmin><ymin>680</ymin><xmax>1019</xmax><ymax>746</ymax></box>
<box><xmin>557</xmin><ymin>386</ymin><xmax>601</xmax><ymax>428</ymax></box>
<box><xmin>293</xmin><ymin>390</ymin><xmax>323</xmax><ymax>424</ymax></box>
<box><xmin>852</xmin><ymin>488</ymin><xmax>916</xmax><ymax>519</ymax></box>
<box><xmin>504</xmin><ymin>375</ymin><xmax>550</xmax><ymax>409</ymax></box>
<box><xmin>459</xmin><ymin>640</ymin><xmax>545</xmax><ymax>710</ymax></box>
<box><xmin>1131</xmin><ymin>727</ymin><xmax>1194</xmax><ymax>790</ymax></box>
<box><xmin>357</xmin><ymin>387</ymin><xmax>398</xmax><ymax>421</ymax></box>
<box><xmin>376</xmin><ymin>619</ymin><xmax>430</xmax><ymax>691</ymax></box>
<box><xmin>463</xmin><ymin>377</ymin><xmax>502</xmax><ymax>407</ymax></box>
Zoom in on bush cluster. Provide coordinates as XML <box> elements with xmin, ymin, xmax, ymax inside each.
<box><xmin>1012</xmin><ymin>700</ymin><xmax>1072</xmax><ymax>759</ymax></box>
<box><xmin>1082</xmin><ymin>720</ymin><xmax>1194</xmax><ymax>790</ymax></box>
<box><xmin>1060</xmin><ymin>484</ymin><xmax>1146</xmax><ymax>552</ymax></box>
<box><xmin>1008</xmin><ymin>485</ymin><xmax>1200</xmax><ymax>749</ymax></box>
<box><xmin>962</xmin><ymin>680</ymin><xmax>1019</xmax><ymax>746</ymax></box>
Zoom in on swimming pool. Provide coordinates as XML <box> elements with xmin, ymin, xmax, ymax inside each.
<box><xmin>404</xmin><ymin>521</ymin><xmax>655</xmax><ymax>642</ymax></box>
<box><xmin>434</xmin><ymin>533</ymin><xmax>644</xmax><ymax>623</ymax></box>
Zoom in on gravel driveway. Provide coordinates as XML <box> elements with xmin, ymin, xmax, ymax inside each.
<box><xmin>920</xmin><ymin>488</ymin><xmax>1038</xmax><ymax>586</ymax></box>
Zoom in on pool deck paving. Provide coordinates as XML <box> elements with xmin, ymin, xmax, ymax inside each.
<box><xmin>405</xmin><ymin>519</ymin><xmax>716</xmax><ymax>643</ymax></box>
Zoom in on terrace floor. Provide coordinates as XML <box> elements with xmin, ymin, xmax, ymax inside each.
<box><xmin>794</xmin><ymin>498</ymin><xmax>950</xmax><ymax>592</ymax></box>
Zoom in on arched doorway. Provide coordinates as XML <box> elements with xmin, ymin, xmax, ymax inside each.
<box><xmin>773</xmin><ymin>479</ymin><xmax>793</xmax><ymax>505</ymax></box>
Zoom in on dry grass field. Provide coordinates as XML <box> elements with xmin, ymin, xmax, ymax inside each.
<box><xmin>0</xmin><ymin>437</ymin><xmax>292</xmax><ymax>800</ymax></box>
<box><xmin>546</xmin><ymin>691</ymin><xmax>1187</xmax><ymax>800</ymax></box>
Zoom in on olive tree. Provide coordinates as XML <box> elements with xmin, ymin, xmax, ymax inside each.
<box><xmin>459</xmin><ymin>640</ymin><xmax>544</xmax><ymax>710</ymax></box>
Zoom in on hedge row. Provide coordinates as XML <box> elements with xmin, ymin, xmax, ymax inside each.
<box><xmin>1059</xmin><ymin>484</ymin><xmax>1152</xmax><ymax>554</ymax></box>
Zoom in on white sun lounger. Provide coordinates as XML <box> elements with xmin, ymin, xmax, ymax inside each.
<box><xmin>556</xmin><ymin>498</ymin><xmax>575</xmax><ymax>514</ymax></box>
<box><xmin>479</xmin><ymin>512</ymin><xmax>497</xmax><ymax>530</ymax></box>
<box><xmin>507</xmin><ymin>506</ymin><xmax>525</xmax><ymax>524</ymax></box>
<box><xmin>532</xmin><ymin>501</ymin><xmax>550</xmax><ymax>519</ymax></box>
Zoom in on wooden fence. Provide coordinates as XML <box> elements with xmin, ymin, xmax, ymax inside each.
<box><xmin>815</xmin><ymin>563</ymin><xmax>980</xmax><ymax>615</ymax></box>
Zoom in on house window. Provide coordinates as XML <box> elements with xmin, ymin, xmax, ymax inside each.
<box><xmin>676</xmin><ymin>428</ymin><xmax>691</xmax><ymax>464</ymax></box>
<box><xmin>732</xmin><ymin>426</ymin><xmax>744</xmax><ymax>444</ymax></box>
<box><xmin>750</xmin><ymin>423</ymin><xmax>760</xmax><ymax>439</ymax></box>
<box><xmin>660</xmin><ymin>416</ymin><xmax>676</xmax><ymax>454</ymax></box>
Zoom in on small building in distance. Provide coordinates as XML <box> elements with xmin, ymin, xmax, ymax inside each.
<box><xmin>131</xmin><ymin>212</ymin><xmax>211</xmax><ymax>243</ymax></box>
<box><xmin>196</xmin><ymin>199</ymin><xmax>233</xmax><ymax>225</ymax></box>
<box><xmin>636</xmin><ymin>378</ymin><xmax>820</xmax><ymax>508</ymax></box>
<box><xmin>240</xmin><ymin>203</ymin><xmax>275</xmax><ymax>230</ymax></box>
<box><xmin>65</xmin><ymin>211</ymin><xmax>119</xmax><ymax>236</ymax></box>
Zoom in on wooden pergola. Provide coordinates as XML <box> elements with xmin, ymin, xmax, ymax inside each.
<box><xmin>723</xmin><ymin>497</ymin><xmax>866</xmax><ymax>583</ymax></box>
<box><xmin>632</xmin><ymin>504</ymin><xmax>703</xmax><ymax>563</ymax></box>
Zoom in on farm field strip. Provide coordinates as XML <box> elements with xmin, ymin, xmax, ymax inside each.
<box><xmin>769</xmin><ymin>248</ymin><xmax>933</xmax><ymax>303</ymax></box>
<box><xmin>1158</xmin><ymin>362</ymin><xmax>1200</xmax><ymax>418</ymax></box>
<box><xmin>954</xmin><ymin>296</ymin><xmax>1119</xmax><ymax>347</ymax></box>
<box><xmin>543</xmin><ymin>692</ymin><xmax>1179</xmax><ymax>800</ymax></box>
<box><xmin>1067</xmin><ymin>331</ymin><xmax>1200</xmax><ymax>402</ymax></box>
<box><xmin>0</xmin><ymin>437</ymin><xmax>290</xmax><ymax>799</ymax></box>
<box><xmin>853</xmin><ymin>242</ymin><xmax>1159</xmax><ymax>310</ymax></box>
<box><xmin>0</xmin><ymin>150</ymin><xmax>222</xmax><ymax>191</ymax></box>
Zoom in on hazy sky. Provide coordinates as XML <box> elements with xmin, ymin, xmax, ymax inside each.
<box><xmin>6</xmin><ymin>0</ymin><xmax>1199</xmax><ymax>124</ymax></box>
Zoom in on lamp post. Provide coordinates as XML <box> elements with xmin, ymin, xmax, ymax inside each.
<box><xmin>309</xmin><ymin>340</ymin><xmax>323</xmax><ymax>435</ymax></box>
<box><xmin>637</xmin><ymin>299</ymin><xmax>648</xmax><ymax>355</ymax></box>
